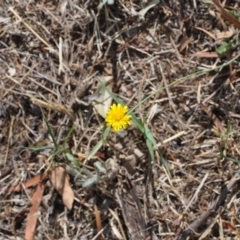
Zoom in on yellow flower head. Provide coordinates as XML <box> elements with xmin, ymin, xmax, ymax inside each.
<box><xmin>105</xmin><ymin>103</ymin><xmax>131</xmax><ymax>132</ymax></box>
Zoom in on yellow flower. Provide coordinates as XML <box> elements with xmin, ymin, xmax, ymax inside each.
<box><xmin>105</xmin><ymin>103</ymin><xmax>131</xmax><ymax>132</ymax></box>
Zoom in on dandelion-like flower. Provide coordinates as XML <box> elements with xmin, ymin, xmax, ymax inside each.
<box><xmin>105</xmin><ymin>103</ymin><xmax>131</xmax><ymax>132</ymax></box>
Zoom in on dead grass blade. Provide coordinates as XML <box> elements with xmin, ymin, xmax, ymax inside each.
<box><xmin>9</xmin><ymin>172</ymin><xmax>48</xmax><ymax>193</ymax></box>
<box><xmin>49</xmin><ymin>166</ymin><xmax>74</xmax><ymax>210</ymax></box>
<box><xmin>212</xmin><ymin>0</ymin><xmax>240</xmax><ymax>29</ymax></box>
<box><xmin>4</xmin><ymin>115</ymin><xmax>15</xmax><ymax>167</ymax></box>
<box><xmin>9</xmin><ymin>7</ymin><xmax>53</xmax><ymax>51</ymax></box>
<box><xmin>25</xmin><ymin>183</ymin><xmax>45</xmax><ymax>240</ymax></box>
<box><xmin>109</xmin><ymin>208</ymin><xmax>127</xmax><ymax>240</ymax></box>
<box><xmin>200</xmin><ymin>103</ymin><xmax>226</xmax><ymax>134</ymax></box>
<box><xmin>30</xmin><ymin>96</ymin><xmax>75</xmax><ymax>121</ymax></box>
<box><xmin>195</xmin><ymin>26</ymin><xmax>217</xmax><ymax>40</ymax></box>
<box><xmin>199</xmin><ymin>217</ymin><xmax>218</xmax><ymax>240</ymax></box>
<box><xmin>94</xmin><ymin>204</ymin><xmax>103</xmax><ymax>240</ymax></box>
<box><xmin>178</xmin><ymin>36</ymin><xmax>193</xmax><ymax>53</ymax></box>
<box><xmin>8</xmin><ymin>7</ymin><xmax>69</xmax><ymax>71</ymax></box>
<box><xmin>174</xmin><ymin>172</ymin><xmax>240</xmax><ymax>240</ymax></box>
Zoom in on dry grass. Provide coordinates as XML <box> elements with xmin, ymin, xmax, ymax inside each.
<box><xmin>1</xmin><ymin>0</ymin><xmax>240</xmax><ymax>239</ymax></box>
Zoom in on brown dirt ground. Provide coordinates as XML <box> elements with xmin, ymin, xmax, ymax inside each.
<box><xmin>1</xmin><ymin>0</ymin><xmax>240</xmax><ymax>239</ymax></box>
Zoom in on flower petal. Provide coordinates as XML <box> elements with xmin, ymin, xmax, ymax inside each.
<box><xmin>105</xmin><ymin>103</ymin><xmax>131</xmax><ymax>132</ymax></box>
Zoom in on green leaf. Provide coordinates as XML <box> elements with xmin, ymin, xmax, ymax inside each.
<box><xmin>87</xmin><ymin>126</ymin><xmax>110</xmax><ymax>162</ymax></box>
<box><xmin>23</xmin><ymin>146</ymin><xmax>53</xmax><ymax>151</ymax></box>
<box><xmin>216</xmin><ymin>41</ymin><xmax>232</xmax><ymax>58</ymax></box>
<box><xmin>158</xmin><ymin>150</ymin><xmax>172</xmax><ymax>178</ymax></box>
<box><xmin>144</xmin><ymin>124</ymin><xmax>155</xmax><ymax>162</ymax></box>
<box><xmin>130</xmin><ymin>113</ymin><xmax>145</xmax><ymax>133</ymax></box>
<box><xmin>65</xmin><ymin>152</ymin><xmax>81</xmax><ymax>168</ymax></box>
<box><xmin>87</xmin><ymin>139</ymin><xmax>104</xmax><ymax>161</ymax></box>
<box><xmin>63</xmin><ymin>125</ymin><xmax>75</xmax><ymax>148</ymax></box>
<box><xmin>144</xmin><ymin>124</ymin><xmax>157</xmax><ymax>145</ymax></box>
<box><xmin>146</xmin><ymin>138</ymin><xmax>155</xmax><ymax>163</ymax></box>
<box><xmin>102</xmin><ymin>126</ymin><xmax>111</xmax><ymax>140</ymax></box>
<box><xmin>44</xmin><ymin>116</ymin><xmax>58</xmax><ymax>150</ymax></box>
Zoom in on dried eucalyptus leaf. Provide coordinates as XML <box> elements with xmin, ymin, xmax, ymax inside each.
<box><xmin>93</xmin><ymin>76</ymin><xmax>113</xmax><ymax>118</ymax></box>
